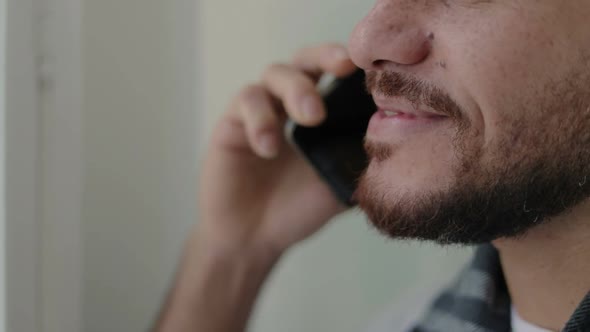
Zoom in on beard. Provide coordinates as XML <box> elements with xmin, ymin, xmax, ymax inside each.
<box><xmin>355</xmin><ymin>69</ymin><xmax>590</xmax><ymax>245</ymax></box>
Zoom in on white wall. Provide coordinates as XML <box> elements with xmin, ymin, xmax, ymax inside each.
<box><xmin>6</xmin><ymin>1</ymin><xmax>85</xmax><ymax>330</ymax></box>
<box><xmin>0</xmin><ymin>0</ymin><xmax>6</xmax><ymax>328</ymax></box>
<box><xmin>5</xmin><ymin>0</ymin><xmax>42</xmax><ymax>330</ymax></box>
<box><xmin>82</xmin><ymin>0</ymin><xmax>198</xmax><ymax>331</ymax></box>
<box><xmin>199</xmin><ymin>2</ymin><xmax>473</xmax><ymax>332</ymax></box>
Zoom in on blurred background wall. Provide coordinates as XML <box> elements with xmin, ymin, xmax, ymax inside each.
<box><xmin>79</xmin><ymin>1</ymin><xmax>473</xmax><ymax>332</ymax></box>
<box><xmin>82</xmin><ymin>0</ymin><xmax>199</xmax><ymax>331</ymax></box>
<box><xmin>0</xmin><ymin>0</ymin><xmax>6</xmax><ymax>329</ymax></box>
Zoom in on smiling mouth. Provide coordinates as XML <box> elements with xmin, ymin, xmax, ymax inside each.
<box><xmin>372</xmin><ymin>93</ymin><xmax>449</xmax><ymax>119</ymax></box>
<box><xmin>381</xmin><ymin>109</ymin><xmax>447</xmax><ymax>120</ymax></box>
<box><xmin>366</xmin><ymin>106</ymin><xmax>451</xmax><ymax>144</ymax></box>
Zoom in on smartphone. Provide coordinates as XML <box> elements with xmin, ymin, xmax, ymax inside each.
<box><xmin>285</xmin><ymin>69</ymin><xmax>376</xmax><ymax>206</ymax></box>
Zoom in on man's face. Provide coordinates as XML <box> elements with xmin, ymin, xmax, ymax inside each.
<box><xmin>349</xmin><ymin>1</ymin><xmax>590</xmax><ymax>244</ymax></box>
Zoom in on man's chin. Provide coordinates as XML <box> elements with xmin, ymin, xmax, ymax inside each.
<box><xmin>355</xmin><ymin>170</ymin><xmax>549</xmax><ymax>246</ymax></box>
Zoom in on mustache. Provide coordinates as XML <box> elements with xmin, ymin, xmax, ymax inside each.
<box><xmin>365</xmin><ymin>71</ymin><xmax>463</xmax><ymax>119</ymax></box>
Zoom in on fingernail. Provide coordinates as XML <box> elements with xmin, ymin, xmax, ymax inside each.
<box><xmin>301</xmin><ymin>95</ymin><xmax>323</xmax><ymax>122</ymax></box>
<box><xmin>258</xmin><ymin>133</ymin><xmax>278</xmax><ymax>158</ymax></box>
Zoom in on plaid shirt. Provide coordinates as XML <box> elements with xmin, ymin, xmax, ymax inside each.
<box><xmin>410</xmin><ymin>245</ymin><xmax>590</xmax><ymax>332</ymax></box>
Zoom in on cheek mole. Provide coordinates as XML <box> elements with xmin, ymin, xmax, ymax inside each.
<box><xmin>437</xmin><ymin>61</ymin><xmax>447</xmax><ymax>69</ymax></box>
<box><xmin>388</xmin><ymin>23</ymin><xmax>404</xmax><ymax>34</ymax></box>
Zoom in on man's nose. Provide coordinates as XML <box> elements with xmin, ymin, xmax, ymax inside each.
<box><xmin>348</xmin><ymin>1</ymin><xmax>432</xmax><ymax>71</ymax></box>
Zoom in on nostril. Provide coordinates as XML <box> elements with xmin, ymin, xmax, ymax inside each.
<box><xmin>366</xmin><ymin>34</ymin><xmax>432</xmax><ymax>70</ymax></box>
<box><xmin>372</xmin><ymin>59</ymin><xmax>387</xmax><ymax>69</ymax></box>
<box><xmin>348</xmin><ymin>7</ymin><xmax>434</xmax><ymax>71</ymax></box>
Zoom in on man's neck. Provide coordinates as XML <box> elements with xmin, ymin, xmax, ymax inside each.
<box><xmin>493</xmin><ymin>201</ymin><xmax>590</xmax><ymax>331</ymax></box>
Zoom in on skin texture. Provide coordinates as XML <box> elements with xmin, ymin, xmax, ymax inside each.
<box><xmin>350</xmin><ymin>0</ymin><xmax>590</xmax><ymax>329</ymax></box>
<box><xmin>156</xmin><ymin>1</ymin><xmax>590</xmax><ymax>331</ymax></box>
<box><xmin>353</xmin><ymin>1</ymin><xmax>590</xmax><ymax>243</ymax></box>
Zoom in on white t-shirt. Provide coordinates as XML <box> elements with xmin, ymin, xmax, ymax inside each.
<box><xmin>511</xmin><ymin>306</ymin><xmax>553</xmax><ymax>332</ymax></box>
<box><xmin>365</xmin><ymin>293</ymin><xmax>557</xmax><ymax>332</ymax></box>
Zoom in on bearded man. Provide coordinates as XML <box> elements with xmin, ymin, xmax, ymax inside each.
<box><xmin>155</xmin><ymin>1</ymin><xmax>590</xmax><ymax>331</ymax></box>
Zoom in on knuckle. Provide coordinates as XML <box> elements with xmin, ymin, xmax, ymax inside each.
<box><xmin>263</xmin><ymin>63</ymin><xmax>290</xmax><ymax>79</ymax></box>
<box><xmin>289</xmin><ymin>83</ymin><xmax>315</xmax><ymax>102</ymax></box>
<box><xmin>238</xmin><ymin>84</ymin><xmax>267</xmax><ymax>105</ymax></box>
<box><xmin>246</xmin><ymin>115</ymin><xmax>277</xmax><ymax>137</ymax></box>
<box><xmin>211</xmin><ymin>116</ymin><xmax>242</xmax><ymax>146</ymax></box>
<box><xmin>237</xmin><ymin>87</ymin><xmax>276</xmax><ymax>124</ymax></box>
<box><xmin>254</xmin><ymin>123</ymin><xmax>278</xmax><ymax>136</ymax></box>
<box><xmin>262</xmin><ymin>63</ymin><xmax>314</xmax><ymax>98</ymax></box>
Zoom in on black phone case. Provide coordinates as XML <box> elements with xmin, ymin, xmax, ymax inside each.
<box><xmin>291</xmin><ymin>70</ymin><xmax>376</xmax><ymax>206</ymax></box>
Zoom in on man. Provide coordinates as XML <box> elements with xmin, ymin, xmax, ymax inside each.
<box><xmin>155</xmin><ymin>1</ymin><xmax>590</xmax><ymax>331</ymax></box>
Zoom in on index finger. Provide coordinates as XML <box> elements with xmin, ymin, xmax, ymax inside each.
<box><xmin>292</xmin><ymin>44</ymin><xmax>358</xmax><ymax>80</ymax></box>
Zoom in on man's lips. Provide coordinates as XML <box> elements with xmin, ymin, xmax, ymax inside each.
<box><xmin>372</xmin><ymin>95</ymin><xmax>448</xmax><ymax>119</ymax></box>
<box><xmin>366</xmin><ymin>97</ymin><xmax>450</xmax><ymax>142</ymax></box>
<box><xmin>378</xmin><ymin>108</ymin><xmax>447</xmax><ymax>120</ymax></box>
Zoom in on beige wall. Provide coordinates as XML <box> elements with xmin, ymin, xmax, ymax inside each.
<box><xmin>0</xmin><ymin>0</ymin><xmax>6</xmax><ymax>328</ymax></box>
<box><xmin>82</xmin><ymin>0</ymin><xmax>198</xmax><ymax>331</ymax></box>
<box><xmin>200</xmin><ymin>2</ymin><xmax>473</xmax><ymax>332</ymax></box>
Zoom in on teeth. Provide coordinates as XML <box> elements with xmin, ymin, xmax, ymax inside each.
<box><xmin>384</xmin><ymin>110</ymin><xmax>400</xmax><ymax>117</ymax></box>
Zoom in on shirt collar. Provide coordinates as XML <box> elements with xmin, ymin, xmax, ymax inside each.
<box><xmin>412</xmin><ymin>244</ymin><xmax>590</xmax><ymax>332</ymax></box>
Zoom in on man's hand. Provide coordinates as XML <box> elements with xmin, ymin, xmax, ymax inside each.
<box><xmin>199</xmin><ymin>43</ymin><xmax>357</xmax><ymax>255</ymax></box>
<box><xmin>155</xmin><ymin>44</ymin><xmax>358</xmax><ymax>332</ymax></box>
